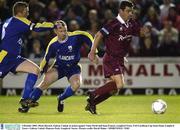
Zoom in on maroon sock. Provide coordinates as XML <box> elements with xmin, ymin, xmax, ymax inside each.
<box><xmin>94</xmin><ymin>93</ymin><xmax>112</xmax><ymax>105</ymax></box>
<box><xmin>92</xmin><ymin>81</ymin><xmax>117</xmax><ymax>97</ymax></box>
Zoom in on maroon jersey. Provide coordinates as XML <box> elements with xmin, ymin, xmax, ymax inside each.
<box><xmin>100</xmin><ymin>15</ymin><xmax>140</xmax><ymax>78</ymax></box>
<box><xmin>100</xmin><ymin>15</ymin><xmax>140</xmax><ymax>58</ymax></box>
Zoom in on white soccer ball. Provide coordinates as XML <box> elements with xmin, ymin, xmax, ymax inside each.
<box><xmin>152</xmin><ymin>99</ymin><xmax>167</xmax><ymax>114</ymax></box>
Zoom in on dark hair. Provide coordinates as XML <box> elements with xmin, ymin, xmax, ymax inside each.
<box><xmin>13</xmin><ymin>1</ymin><xmax>28</xmax><ymax>16</ymax></box>
<box><xmin>119</xmin><ymin>0</ymin><xmax>134</xmax><ymax>10</ymax></box>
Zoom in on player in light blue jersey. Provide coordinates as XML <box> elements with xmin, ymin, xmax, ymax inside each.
<box><xmin>0</xmin><ymin>1</ymin><xmax>55</xmax><ymax>113</ymax></box>
<box><xmin>25</xmin><ymin>20</ymin><xmax>94</xmax><ymax>113</ymax></box>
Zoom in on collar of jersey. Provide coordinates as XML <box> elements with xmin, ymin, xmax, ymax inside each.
<box><xmin>116</xmin><ymin>14</ymin><xmax>129</xmax><ymax>28</ymax></box>
<box><xmin>58</xmin><ymin>35</ymin><xmax>69</xmax><ymax>44</ymax></box>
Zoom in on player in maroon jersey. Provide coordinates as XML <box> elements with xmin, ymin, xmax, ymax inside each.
<box><xmin>85</xmin><ymin>0</ymin><xmax>145</xmax><ymax>114</ymax></box>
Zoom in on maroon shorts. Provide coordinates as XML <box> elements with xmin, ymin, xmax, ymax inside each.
<box><xmin>103</xmin><ymin>53</ymin><xmax>125</xmax><ymax>78</ymax></box>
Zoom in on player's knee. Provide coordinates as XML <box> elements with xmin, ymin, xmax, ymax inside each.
<box><xmin>39</xmin><ymin>76</ymin><xmax>51</xmax><ymax>90</ymax></box>
<box><xmin>39</xmin><ymin>81</ymin><xmax>49</xmax><ymax>90</ymax></box>
<box><xmin>31</xmin><ymin>66</ymin><xmax>40</xmax><ymax>75</ymax></box>
<box><xmin>35</xmin><ymin>66</ymin><xmax>40</xmax><ymax>74</ymax></box>
<box><xmin>115</xmin><ymin>81</ymin><xmax>124</xmax><ymax>89</ymax></box>
<box><xmin>71</xmin><ymin>80</ymin><xmax>80</xmax><ymax>91</ymax></box>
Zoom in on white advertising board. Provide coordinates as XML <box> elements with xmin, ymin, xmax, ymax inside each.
<box><xmin>3</xmin><ymin>58</ymin><xmax>180</xmax><ymax>88</ymax></box>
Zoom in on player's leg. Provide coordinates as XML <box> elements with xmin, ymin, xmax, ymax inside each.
<box><xmin>86</xmin><ymin>56</ymin><xmax>125</xmax><ymax>114</ymax></box>
<box><xmin>15</xmin><ymin>59</ymin><xmax>40</xmax><ymax>111</ymax></box>
<box><xmin>93</xmin><ymin>74</ymin><xmax>124</xmax><ymax>105</ymax></box>
<box><xmin>57</xmin><ymin>64</ymin><xmax>81</xmax><ymax>112</ymax></box>
<box><xmin>57</xmin><ymin>74</ymin><xmax>81</xmax><ymax>112</ymax></box>
<box><xmin>29</xmin><ymin>68</ymin><xmax>59</xmax><ymax>104</ymax></box>
<box><xmin>16</xmin><ymin>59</ymin><xmax>40</xmax><ymax>101</ymax></box>
<box><xmin>85</xmin><ymin>80</ymin><xmax>117</xmax><ymax>114</ymax></box>
<box><xmin>15</xmin><ymin>59</ymin><xmax>40</xmax><ymax>112</ymax></box>
<box><xmin>19</xmin><ymin>67</ymin><xmax>58</xmax><ymax>113</ymax></box>
<box><xmin>59</xmin><ymin>74</ymin><xmax>81</xmax><ymax>100</ymax></box>
<box><xmin>86</xmin><ymin>74</ymin><xmax>124</xmax><ymax>114</ymax></box>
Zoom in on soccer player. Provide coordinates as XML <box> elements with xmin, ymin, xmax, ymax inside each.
<box><xmin>86</xmin><ymin>0</ymin><xmax>146</xmax><ymax>114</ymax></box>
<box><xmin>0</xmin><ymin>1</ymin><xmax>55</xmax><ymax>112</ymax></box>
<box><xmin>25</xmin><ymin>20</ymin><xmax>93</xmax><ymax>113</ymax></box>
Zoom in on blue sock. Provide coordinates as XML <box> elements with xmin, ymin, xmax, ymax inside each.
<box><xmin>59</xmin><ymin>86</ymin><xmax>74</xmax><ymax>101</ymax></box>
<box><xmin>22</xmin><ymin>73</ymin><xmax>38</xmax><ymax>99</ymax></box>
<box><xmin>29</xmin><ymin>88</ymin><xmax>43</xmax><ymax>101</ymax></box>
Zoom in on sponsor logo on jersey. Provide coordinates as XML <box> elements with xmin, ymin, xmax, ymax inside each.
<box><xmin>118</xmin><ymin>35</ymin><xmax>132</xmax><ymax>41</ymax></box>
<box><xmin>68</xmin><ymin>45</ymin><xmax>73</xmax><ymax>52</ymax></box>
<box><xmin>59</xmin><ymin>55</ymin><xmax>75</xmax><ymax>61</ymax></box>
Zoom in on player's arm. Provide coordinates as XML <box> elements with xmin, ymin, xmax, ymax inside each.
<box><xmin>87</xmin><ymin>31</ymin><xmax>103</xmax><ymax>64</ymax></box>
<box><xmin>70</xmin><ymin>30</ymin><xmax>99</xmax><ymax>64</ymax></box>
<box><xmin>40</xmin><ymin>38</ymin><xmax>56</xmax><ymax>74</ymax></box>
<box><xmin>15</xmin><ymin>17</ymin><xmax>54</xmax><ymax>33</ymax></box>
<box><xmin>78</xmin><ymin>31</ymin><xmax>94</xmax><ymax>48</ymax></box>
<box><xmin>31</xmin><ymin>22</ymin><xmax>54</xmax><ymax>32</ymax></box>
<box><xmin>92</xmin><ymin>21</ymin><xmax>115</xmax><ymax>52</ymax></box>
<box><xmin>90</xmin><ymin>31</ymin><xmax>103</xmax><ymax>54</ymax></box>
<box><xmin>76</xmin><ymin>31</ymin><xmax>95</xmax><ymax>50</ymax></box>
<box><xmin>89</xmin><ymin>22</ymin><xmax>114</xmax><ymax>63</ymax></box>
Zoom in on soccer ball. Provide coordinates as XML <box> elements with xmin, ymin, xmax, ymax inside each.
<box><xmin>152</xmin><ymin>99</ymin><xmax>167</xmax><ymax>114</ymax></box>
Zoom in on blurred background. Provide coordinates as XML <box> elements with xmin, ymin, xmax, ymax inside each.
<box><xmin>0</xmin><ymin>0</ymin><xmax>180</xmax><ymax>95</ymax></box>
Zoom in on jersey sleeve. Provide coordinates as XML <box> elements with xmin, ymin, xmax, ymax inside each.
<box><xmin>40</xmin><ymin>37</ymin><xmax>57</xmax><ymax>72</ymax></box>
<box><xmin>77</xmin><ymin>31</ymin><xmax>93</xmax><ymax>48</ymax></box>
<box><xmin>100</xmin><ymin>22</ymin><xmax>114</xmax><ymax>37</ymax></box>
<box><xmin>79</xmin><ymin>31</ymin><xmax>99</xmax><ymax>53</ymax></box>
<box><xmin>16</xmin><ymin>17</ymin><xmax>54</xmax><ymax>33</ymax></box>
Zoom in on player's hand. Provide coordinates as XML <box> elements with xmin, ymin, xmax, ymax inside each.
<box><xmin>88</xmin><ymin>50</ymin><xmax>96</xmax><ymax>62</ymax></box>
<box><xmin>88</xmin><ymin>50</ymin><xmax>99</xmax><ymax>64</ymax></box>
<box><xmin>93</xmin><ymin>55</ymin><xmax>99</xmax><ymax>64</ymax></box>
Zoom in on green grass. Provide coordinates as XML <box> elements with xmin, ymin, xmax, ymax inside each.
<box><xmin>0</xmin><ymin>95</ymin><xmax>180</xmax><ymax>123</ymax></box>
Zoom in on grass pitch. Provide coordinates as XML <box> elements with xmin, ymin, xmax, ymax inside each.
<box><xmin>0</xmin><ymin>95</ymin><xmax>180</xmax><ymax>123</ymax></box>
